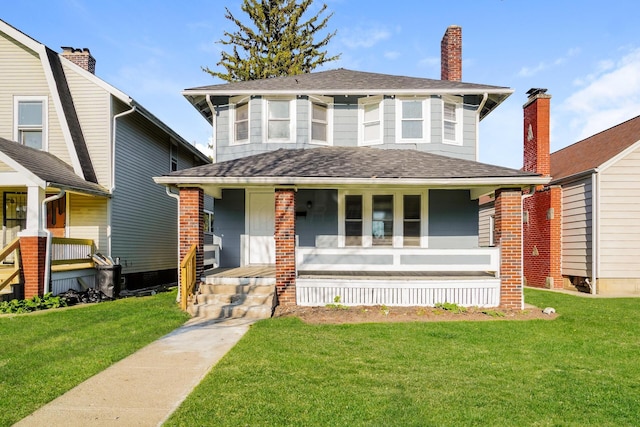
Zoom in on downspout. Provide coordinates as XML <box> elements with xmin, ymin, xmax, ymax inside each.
<box><xmin>205</xmin><ymin>95</ymin><xmax>217</xmax><ymax>163</ymax></box>
<box><xmin>591</xmin><ymin>171</ymin><xmax>599</xmax><ymax>295</ymax></box>
<box><xmin>108</xmin><ymin>104</ymin><xmax>136</xmax><ymax>258</ymax></box>
<box><xmin>520</xmin><ymin>185</ymin><xmax>537</xmax><ymax>309</ymax></box>
<box><xmin>166</xmin><ymin>186</ymin><xmax>181</xmax><ymax>302</ymax></box>
<box><xmin>43</xmin><ymin>189</ymin><xmax>66</xmax><ymax>295</ymax></box>
<box><xmin>475</xmin><ymin>93</ymin><xmax>489</xmax><ymax>161</ymax></box>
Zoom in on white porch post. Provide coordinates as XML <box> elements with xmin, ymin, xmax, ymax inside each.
<box><xmin>21</xmin><ymin>185</ymin><xmax>46</xmax><ymax>237</ymax></box>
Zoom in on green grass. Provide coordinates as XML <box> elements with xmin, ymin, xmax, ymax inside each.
<box><xmin>166</xmin><ymin>289</ymin><xmax>640</xmax><ymax>426</ymax></box>
<box><xmin>0</xmin><ymin>290</ymin><xmax>189</xmax><ymax>427</ymax></box>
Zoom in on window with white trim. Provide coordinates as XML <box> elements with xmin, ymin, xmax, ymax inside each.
<box><xmin>396</xmin><ymin>98</ymin><xmax>429</xmax><ymax>143</ymax></box>
<box><xmin>443</xmin><ymin>97</ymin><xmax>462</xmax><ymax>145</ymax></box>
<box><xmin>14</xmin><ymin>96</ymin><xmax>47</xmax><ymax>150</ymax></box>
<box><xmin>358</xmin><ymin>96</ymin><xmax>383</xmax><ymax>145</ymax></box>
<box><xmin>264</xmin><ymin>98</ymin><xmax>296</xmax><ymax>142</ymax></box>
<box><xmin>341</xmin><ymin>191</ymin><xmax>424</xmax><ymax>248</ymax></box>
<box><xmin>311</xmin><ymin>102</ymin><xmax>329</xmax><ymax>144</ymax></box>
<box><xmin>229</xmin><ymin>96</ymin><xmax>250</xmax><ymax>145</ymax></box>
<box><xmin>170</xmin><ymin>142</ymin><xmax>178</xmax><ymax>171</ymax></box>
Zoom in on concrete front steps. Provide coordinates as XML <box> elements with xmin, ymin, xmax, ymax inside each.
<box><xmin>188</xmin><ymin>277</ymin><xmax>276</xmax><ymax>320</ymax></box>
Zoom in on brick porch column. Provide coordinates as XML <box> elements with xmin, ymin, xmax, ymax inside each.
<box><xmin>179</xmin><ymin>187</ymin><xmax>204</xmax><ymax>281</ymax></box>
<box><xmin>275</xmin><ymin>188</ymin><xmax>296</xmax><ymax>305</ymax></box>
<box><xmin>20</xmin><ymin>236</ymin><xmax>46</xmax><ymax>299</ymax></box>
<box><xmin>495</xmin><ymin>188</ymin><xmax>523</xmax><ymax>309</ymax></box>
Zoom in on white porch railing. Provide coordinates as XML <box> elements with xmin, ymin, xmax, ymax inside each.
<box><xmin>50</xmin><ymin>238</ymin><xmax>96</xmax><ymax>294</ymax></box>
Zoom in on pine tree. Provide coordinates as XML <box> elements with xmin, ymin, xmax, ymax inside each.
<box><xmin>204</xmin><ymin>0</ymin><xmax>340</xmax><ymax>82</ymax></box>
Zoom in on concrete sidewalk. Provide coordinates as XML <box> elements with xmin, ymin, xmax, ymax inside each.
<box><xmin>15</xmin><ymin>317</ymin><xmax>254</xmax><ymax>427</ymax></box>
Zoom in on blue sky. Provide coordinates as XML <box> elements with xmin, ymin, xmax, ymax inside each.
<box><xmin>3</xmin><ymin>0</ymin><xmax>640</xmax><ymax>168</ymax></box>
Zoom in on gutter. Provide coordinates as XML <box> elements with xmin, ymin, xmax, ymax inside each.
<box><xmin>519</xmin><ymin>185</ymin><xmax>537</xmax><ymax>310</ymax></box>
<box><xmin>475</xmin><ymin>93</ymin><xmax>488</xmax><ymax>161</ymax></box>
<box><xmin>42</xmin><ymin>189</ymin><xmax>66</xmax><ymax>295</ymax></box>
<box><xmin>165</xmin><ymin>187</ymin><xmax>181</xmax><ymax>303</ymax></box>
<box><xmin>111</xmin><ymin>105</ymin><xmax>136</xmax><ymax>192</ymax></box>
<box><xmin>591</xmin><ymin>171</ymin><xmax>599</xmax><ymax>295</ymax></box>
<box><xmin>205</xmin><ymin>95</ymin><xmax>217</xmax><ymax>163</ymax></box>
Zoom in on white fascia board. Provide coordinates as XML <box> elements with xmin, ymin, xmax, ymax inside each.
<box><xmin>59</xmin><ymin>55</ymin><xmax>131</xmax><ymax>104</ymax></box>
<box><xmin>154</xmin><ymin>175</ymin><xmax>549</xmax><ymax>187</ymax></box>
<box><xmin>597</xmin><ymin>138</ymin><xmax>640</xmax><ymax>174</ymax></box>
<box><xmin>182</xmin><ymin>88</ymin><xmax>514</xmax><ymax>97</ymax></box>
<box><xmin>0</xmin><ymin>152</ymin><xmax>45</xmax><ymax>188</ymax></box>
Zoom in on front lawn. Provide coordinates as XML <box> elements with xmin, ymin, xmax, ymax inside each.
<box><xmin>166</xmin><ymin>289</ymin><xmax>640</xmax><ymax>426</ymax></box>
<box><xmin>0</xmin><ymin>290</ymin><xmax>189</xmax><ymax>427</ymax></box>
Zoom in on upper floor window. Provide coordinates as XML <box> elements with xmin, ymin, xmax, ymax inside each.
<box><xmin>443</xmin><ymin>97</ymin><xmax>462</xmax><ymax>145</ymax></box>
<box><xmin>265</xmin><ymin>98</ymin><xmax>296</xmax><ymax>143</ymax></box>
<box><xmin>170</xmin><ymin>142</ymin><xmax>178</xmax><ymax>172</ymax></box>
<box><xmin>309</xmin><ymin>95</ymin><xmax>332</xmax><ymax>145</ymax></box>
<box><xmin>230</xmin><ymin>96</ymin><xmax>250</xmax><ymax>145</ymax></box>
<box><xmin>14</xmin><ymin>96</ymin><xmax>47</xmax><ymax>150</ymax></box>
<box><xmin>358</xmin><ymin>96</ymin><xmax>383</xmax><ymax>146</ymax></box>
<box><xmin>396</xmin><ymin>97</ymin><xmax>430</xmax><ymax>143</ymax></box>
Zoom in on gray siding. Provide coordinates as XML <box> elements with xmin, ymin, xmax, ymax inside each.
<box><xmin>428</xmin><ymin>189</ymin><xmax>479</xmax><ymax>248</ymax></box>
<box><xmin>111</xmin><ymin>103</ymin><xmax>180</xmax><ymax>276</ymax></box>
<box><xmin>478</xmin><ymin>202</ymin><xmax>495</xmax><ymax>247</ymax></box>
<box><xmin>561</xmin><ymin>177</ymin><xmax>592</xmax><ymax>277</ymax></box>
<box><xmin>295</xmin><ymin>189</ymin><xmax>338</xmax><ymax>247</ymax></box>
<box><xmin>215</xmin><ymin>189</ymin><xmax>245</xmax><ymax>267</ymax></box>
<box><xmin>599</xmin><ymin>148</ymin><xmax>640</xmax><ymax>277</ymax></box>
<box><xmin>333</xmin><ymin>99</ymin><xmax>358</xmax><ymax>147</ymax></box>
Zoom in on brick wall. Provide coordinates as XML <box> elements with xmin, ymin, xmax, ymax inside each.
<box><xmin>275</xmin><ymin>189</ymin><xmax>296</xmax><ymax>305</ymax></box>
<box><xmin>179</xmin><ymin>187</ymin><xmax>204</xmax><ymax>281</ymax></box>
<box><xmin>441</xmin><ymin>25</ymin><xmax>462</xmax><ymax>81</ymax></box>
<box><xmin>61</xmin><ymin>47</ymin><xmax>96</xmax><ymax>74</ymax></box>
<box><xmin>20</xmin><ymin>236</ymin><xmax>46</xmax><ymax>299</ymax></box>
<box><xmin>523</xmin><ymin>186</ymin><xmax>562</xmax><ymax>289</ymax></box>
<box><xmin>495</xmin><ymin>188</ymin><xmax>523</xmax><ymax>309</ymax></box>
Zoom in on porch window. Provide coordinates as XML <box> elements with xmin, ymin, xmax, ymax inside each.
<box><xmin>396</xmin><ymin>98</ymin><xmax>429</xmax><ymax>142</ymax></box>
<box><xmin>266</xmin><ymin>98</ymin><xmax>295</xmax><ymax>142</ymax></box>
<box><xmin>403</xmin><ymin>195</ymin><xmax>421</xmax><ymax>246</ymax></box>
<box><xmin>443</xmin><ymin>97</ymin><xmax>462</xmax><ymax>145</ymax></box>
<box><xmin>359</xmin><ymin>96</ymin><xmax>383</xmax><ymax>145</ymax></box>
<box><xmin>345</xmin><ymin>195</ymin><xmax>363</xmax><ymax>246</ymax></box>
<box><xmin>14</xmin><ymin>97</ymin><xmax>47</xmax><ymax>150</ymax></box>
<box><xmin>372</xmin><ymin>195</ymin><xmax>393</xmax><ymax>246</ymax></box>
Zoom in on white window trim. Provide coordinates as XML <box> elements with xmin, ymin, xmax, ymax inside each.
<box><xmin>338</xmin><ymin>189</ymin><xmax>428</xmax><ymax>248</ymax></box>
<box><xmin>263</xmin><ymin>97</ymin><xmax>296</xmax><ymax>143</ymax></box>
<box><xmin>309</xmin><ymin>95</ymin><xmax>333</xmax><ymax>146</ymax></box>
<box><xmin>204</xmin><ymin>209</ymin><xmax>214</xmax><ymax>234</ymax></box>
<box><xmin>442</xmin><ymin>96</ymin><xmax>463</xmax><ymax>146</ymax></box>
<box><xmin>229</xmin><ymin>95</ymin><xmax>251</xmax><ymax>146</ymax></box>
<box><xmin>395</xmin><ymin>97</ymin><xmax>430</xmax><ymax>143</ymax></box>
<box><xmin>489</xmin><ymin>214</ymin><xmax>495</xmax><ymax>247</ymax></box>
<box><xmin>13</xmin><ymin>95</ymin><xmax>48</xmax><ymax>150</ymax></box>
<box><xmin>358</xmin><ymin>96</ymin><xmax>384</xmax><ymax>146</ymax></box>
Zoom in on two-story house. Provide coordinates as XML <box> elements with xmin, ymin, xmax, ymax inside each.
<box><xmin>156</xmin><ymin>26</ymin><xmax>549</xmax><ymax>311</ymax></box>
<box><xmin>0</xmin><ymin>19</ymin><xmax>210</xmax><ymax>300</ymax></box>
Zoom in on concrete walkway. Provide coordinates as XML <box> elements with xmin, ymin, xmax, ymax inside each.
<box><xmin>15</xmin><ymin>317</ymin><xmax>254</xmax><ymax>427</ymax></box>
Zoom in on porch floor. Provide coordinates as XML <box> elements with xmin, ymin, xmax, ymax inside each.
<box><xmin>204</xmin><ymin>265</ymin><xmax>275</xmax><ymax>278</ymax></box>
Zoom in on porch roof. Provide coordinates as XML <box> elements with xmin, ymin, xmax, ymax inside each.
<box><xmin>0</xmin><ymin>137</ymin><xmax>109</xmax><ymax>196</ymax></box>
<box><xmin>155</xmin><ymin>146</ymin><xmax>549</xmax><ymax>190</ymax></box>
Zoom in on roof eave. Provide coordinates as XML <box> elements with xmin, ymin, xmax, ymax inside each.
<box><xmin>182</xmin><ymin>87</ymin><xmax>514</xmax><ymax>97</ymax></box>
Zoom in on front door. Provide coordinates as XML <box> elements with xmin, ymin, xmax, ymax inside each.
<box><xmin>248</xmin><ymin>191</ymin><xmax>275</xmax><ymax>264</ymax></box>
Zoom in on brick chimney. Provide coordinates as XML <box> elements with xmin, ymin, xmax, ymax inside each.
<box><xmin>523</xmin><ymin>88</ymin><xmax>551</xmax><ymax>176</ymax></box>
<box><xmin>60</xmin><ymin>47</ymin><xmax>96</xmax><ymax>74</ymax></box>
<box><xmin>441</xmin><ymin>25</ymin><xmax>462</xmax><ymax>81</ymax></box>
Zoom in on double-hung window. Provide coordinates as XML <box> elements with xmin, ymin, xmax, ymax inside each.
<box><xmin>396</xmin><ymin>98</ymin><xmax>429</xmax><ymax>143</ymax></box>
<box><xmin>443</xmin><ymin>97</ymin><xmax>462</xmax><ymax>145</ymax></box>
<box><xmin>170</xmin><ymin>142</ymin><xmax>178</xmax><ymax>171</ymax></box>
<box><xmin>309</xmin><ymin>95</ymin><xmax>332</xmax><ymax>145</ymax></box>
<box><xmin>359</xmin><ymin>96</ymin><xmax>383</xmax><ymax>145</ymax></box>
<box><xmin>345</xmin><ymin>195</ymin><xmax>363</xmax><ymax>247</ymax></box>
<box><xmin>230</xmin><ymin>96</ymin><xmax>250</xmax><ymax>145</ymax></box>
<box><xmin>14</xmin><ymin>96</ymin><xmax>47</xmax><ymax>150</ymax></box>
<box><xmin>265</xmin><ymin>98</ymin><xmax>295</xmax><ymax>142</ymax></box>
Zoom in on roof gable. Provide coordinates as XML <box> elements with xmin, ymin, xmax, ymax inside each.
<box><xmin>551</xmin><ymin>114</ymin><xmax>640</xmax><ymax>181</ymax></box>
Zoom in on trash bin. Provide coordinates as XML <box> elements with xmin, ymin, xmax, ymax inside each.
<box><xmin>95</xmin><ymin>264</ymin><xmax>121</xmax><ymax>298</ymax></box>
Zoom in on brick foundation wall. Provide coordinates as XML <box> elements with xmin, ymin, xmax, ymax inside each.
<box><xmin>523</xmin><ymin>187</ymin><xmax>562</xmax><ymax>289</ymax></box>
<box><xmin>20</xmin><ymin>236</ymin><xmax>46</xmax><ymax>299</ymax></box>
<box><xmin>495</xmin><ymin>188</ymin><xmax>523</xmax><ymax>309</ymax></box>
<box><xmin>275</xmin><ymin>189</ymin><xmax>296</xmax><ymax>305</ymax></box>
<box><xmin>179</xmin><ymin>187</ymin><xmax>204</xmax><ymax>281</ymax></box>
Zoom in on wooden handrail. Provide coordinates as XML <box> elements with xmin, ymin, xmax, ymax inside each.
<box><xmin>0</xmin><ymin>238</ymin><xmax>21</xmax><ymax>292</ymax></box>
<box><xmin>180</xmin><ymin>244</ymin><xmax>198</xmax><ymax>311</ymax></box>
<box><xmin>0</xmin><ymin>237</ymin><xmax>20</xmax><ymax>262</ymax></box>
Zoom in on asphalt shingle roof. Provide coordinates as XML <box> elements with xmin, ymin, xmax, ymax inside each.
<box><xmin>186</xmin><ymin>68</ymin><xmax>510</xmax><ymax>94</ymax></box>
<box><xmin>0</xmin><ymin>137</ymin><xmax>108</xmax><ymax>195</ymax></box>
<box><xmin>551</xmin><ymin>114</ymin><xmax>640</xmax><ymax>181</ymax></box>
<box><xmin>166</xmin><ymin>146</ymin><xmax>539</xmax><ymax>180</ymax></box>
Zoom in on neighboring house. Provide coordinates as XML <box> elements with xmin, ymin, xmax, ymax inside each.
<box><xmin>155</xmin><ymin>26</ymin><xmax>549</xmax><ymax>310</ymax></box>
<box><xmin>0</xmin><ymin>19</ymin><xmax>210</xmax><ymax>299</ymax></box>
<box><xmin>482</xmin><ymin>88</ymin><xmax>640</xmax><ymax>296</ymax></box>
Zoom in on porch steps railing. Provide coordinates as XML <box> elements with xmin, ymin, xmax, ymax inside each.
<box><xmin>0</xmin><ymin>237</ymin><xmax>20</xmax><ymax>296</ymax></box>
<box><xmin>51</xmin><ymin>238</ymin><xmax>95</xmax><ymax>272</ymax></box>
<box><xmin>180</xmin><ymin>244</ymin><xmax>198</xmax><ymax>311</ymax></box>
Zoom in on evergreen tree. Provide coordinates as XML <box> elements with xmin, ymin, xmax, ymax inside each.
<box><xmin>204</xmin><ymin>0</ymin><xmax>340</xmax><ymax>81</ymax></box>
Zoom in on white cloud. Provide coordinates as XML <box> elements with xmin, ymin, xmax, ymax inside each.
<box><xmin>518</xmin><ymin>48</ymin><xmax>580</xmax><ymax>77</ymax></box>
<box><xmin>340</xmin><ymin>26</ymin><xmax>390</xmax><ymax>49</ymax></box>
<box><xmin>384</xmin><ymin>51</ymin><xmax>400</xmax><ymax>60</ymax></box>
<box><xmin>559</xmin><ymin>47</ymin><xmax>640</xmax><ymax>141</ymax></box>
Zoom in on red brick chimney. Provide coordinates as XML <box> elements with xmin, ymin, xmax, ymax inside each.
<box><xmin>60</xmin><ymin>47</ymin><xmax>96</xmax><ymax>74</ymax></box>
<box><xmin>441</xmin><ymin>25</ymin><xmax>462</xmax><ymax>81</ymax></box>
<box><xmin>523</xmin><ymin>88</ymin><xmax>551</xmax><ymax>176</ymax></box>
